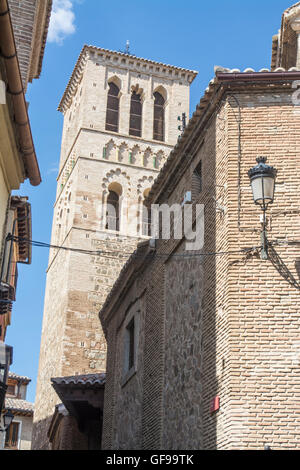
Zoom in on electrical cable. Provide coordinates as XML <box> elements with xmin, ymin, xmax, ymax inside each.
<box><xmin>8</xmin><ymin>235</ymin><xmax>261</xmax><ymax>260</ymax></box>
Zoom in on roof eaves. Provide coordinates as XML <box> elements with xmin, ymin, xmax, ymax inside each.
<box><xmin>51</xmin><ymin>373</ymin><xmax>106</xmax><ymax>387</ymax></box>
<box><xmin>283</xmin><ymin>2</ymin><xmax>300</xmax><ymax>20</ymax></box>
<box><xmin>36</xmin><ymin>0</ymin><xmax>53</xmax><ymax>79</ymax></box>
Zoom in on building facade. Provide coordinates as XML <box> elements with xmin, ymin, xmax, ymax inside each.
<box><xmin>47</xmin><ymin>373</ymin><xmax>106</xmax><ymax>450</ymax></box>
<box><xmin>32</xmin><ymin>46</ymin><xmax>197</xmax><ymax>449</ymax></box>
<box><xmin>0</xmin><ymin>372</ymin><xmax>34</xmax><ymax>450</ymax></box>
<box><xmin>0</xmin><ymin>0</ymin><xmax>52</xmax><ymax>333</ymax></box>
<box><xmin>99</xmin><ymin>4</ymin><xmax>300</xmax><ymax>450</ymax></box>
<box><xmin>0</xmin><ymin>0</ymin><xmax>51</xmax><ymax>420</ymax></box>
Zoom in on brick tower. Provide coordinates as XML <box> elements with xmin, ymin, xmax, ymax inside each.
<box><xmin>32</xmin><ymin>45</ymin><xmax>197</xmax><ymax>449</ymax></box>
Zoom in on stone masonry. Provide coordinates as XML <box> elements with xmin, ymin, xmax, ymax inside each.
<box><xmin>32</xmin><ymin>46</ymin><xmax>197</xmax><ymax>449</ymax></box>
<box><xmin>100</xmin><ymin>63</ymin><xmax>300</xmax><ymax>449</ymax></box>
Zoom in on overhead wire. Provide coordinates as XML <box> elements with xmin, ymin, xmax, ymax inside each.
<box><xmin>8</xmin><ymin>235</ymin><xmax>261</xmax><ymax>260</ymax></box>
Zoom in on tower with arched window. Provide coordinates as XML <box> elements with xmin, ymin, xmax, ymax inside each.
<box><xmin>33</xmin><ymin>45</ymin><xmax>197</xmax><ymax>449</ymax></box>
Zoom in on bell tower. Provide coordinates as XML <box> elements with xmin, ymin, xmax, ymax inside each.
<box><xmin>32</xmin><ymin>45</ymin><xmax>197</xmax><ymax>449</ymax></box>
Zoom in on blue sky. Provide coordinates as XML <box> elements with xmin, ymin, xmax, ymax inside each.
<box><xmin>7</xmin><ymin>0</ymin><xmax>292</xmax><ymax>403</ymax></box>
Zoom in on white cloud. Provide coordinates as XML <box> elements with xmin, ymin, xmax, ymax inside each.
<box><xmin>47</xmin><ymin>166</ymin><xmax>59</xmax><ymax>175</ymax></box>
<box><xmin>48</xmin><ymin>0</ymin><xmax>76</xmax><ymax>44</ymax></box>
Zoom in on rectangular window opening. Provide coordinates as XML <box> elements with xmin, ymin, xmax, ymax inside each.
<box><xmin>127</xmin><ymin>318</ymin><xmax>135</xmax><ymax>371</ymax></box>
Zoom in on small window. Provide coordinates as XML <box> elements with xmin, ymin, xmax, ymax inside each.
<box><xmin>127</xmin><ymin>318</ymin><xmax>135</xmax><ymax>371</ymax></box>
<box><xmin>142</xmin><ymin>194</ymin><xmax>151</xmax><ymax>236</ymax></box>
<box><xmin>105</xmin><ymin>82</ymin><xmax>120</xmax><ymax>133</ymax></box>
<box><xmin>123</xmin><ymin>311</ymin><xmax>140</xmax><ymax>385</ymax></box>
<box><xmin>5</xmin><ymin>422</ymin><xmax>19</xmax><ymax>449</ymax></box>
<box><xmin>6</xmin><ymin>385</ymin><xmax>15</xmax><ymax>396</ymax></box>
<box><xmin>106</xmin><ymin>190</ymin><xmax>120</xmax><ymax>231</ymax></box>
<box><xmin>153</xmin><ymin>92</ymin><xmax>165</xmax><ymax>141</ymax></box>
<box><xmin>192</xmin><ymin>161</ymin><xmax>202</xmax><ymax>200</ymax></box>
<box><xmin>129</xmin><ymin>91</ymin><xmax>142</xmax><ymax>137</ymax></box>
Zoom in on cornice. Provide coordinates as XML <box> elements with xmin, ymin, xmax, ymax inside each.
<box><xmin>58</xmin><ymin>44</ymin><xmax>198</xmax><ymax>113</ymax></box>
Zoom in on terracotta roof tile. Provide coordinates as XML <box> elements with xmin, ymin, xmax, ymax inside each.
<box><xmin>5</xmin><ymin>397</ymin><xmax>34</xmax><ymax>414</ymax></box>
<box><xmin>8</xmin><ymin>372</ymin><xmax>31</xmax><ymax>383</ymax></box>
<box><xmin>51</xmin><ymin>373</ymin><xmax>106</xmax><ymax>387</ymax></box>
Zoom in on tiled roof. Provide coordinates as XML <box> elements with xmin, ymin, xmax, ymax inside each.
<box><xmin>8</xmin><ymin>372</ymin><xmax>31</xmax><ymax>383</ymax></box>
<box><xmin>5</xmin><ymin>397</ymin><xmax>34</xmax><ymax>414</ymax></box>
<box><xmin>51</xmin><ymin>373</ymin><xmax>106</xmax><ymax>387</ymax></box>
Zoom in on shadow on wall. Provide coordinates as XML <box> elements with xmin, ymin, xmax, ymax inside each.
<box><xmin>31</xmin><ymin>414</ymin><xmax>102</xmax><ymax>450</ymax></box>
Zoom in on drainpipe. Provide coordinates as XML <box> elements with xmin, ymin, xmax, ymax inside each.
<box><xmin>0</xmin><ymin>0</ymin><xmax>41</xmax><ymax>186</ymax></box>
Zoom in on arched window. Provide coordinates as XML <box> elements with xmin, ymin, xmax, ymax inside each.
<box><xmin>129</xmin><ymin>91</ymin><xmax>142</xmax><ymax>137</ymax></box>
<box><xmin>106</xmin><ymin>190</ymin><xmax>120</xmax><ymax>231</ymax></box>
<box><xmin>105</xmin><ymin>82</ymin><xmax>120</xmax><ymax>133</ymax></box>
<box><xmin>153</xmin><ymin>91</ymin><xmax>165</xmax><ymax>141</ymax></box>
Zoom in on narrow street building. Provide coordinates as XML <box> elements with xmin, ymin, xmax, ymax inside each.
<box><xmin>0</xmin><ymin>372</ymin><xmax>34</xmax><ymax>450</ymax></box>
<box><xmin>99</xmin><ymin>4</ymin><xmax>300</xmax><ymax>450</ymax></box>
<box><xmin>0</xmin><ymin>0</ymin><xmax>51</xmax><ymax>415</ymax></box>
<box><xmin>32</xmin><ymin>46</ymin><xmax>197</xmax><ymax>449</ymax></box>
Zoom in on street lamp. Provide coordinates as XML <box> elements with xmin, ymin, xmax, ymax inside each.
<box><xmin>0</xmin><ymin>410</ymin><xmax>14</xmax><ymax>432</ymax></box>
<box><xmin>248</xmin><ymin>157</ymin><xmax>277</xmax><ymax>260</ymax></box>
<box><xmin>0</xmin><ymin>342</ymin><xmax>13</xmax><ymax>414</ymax></box>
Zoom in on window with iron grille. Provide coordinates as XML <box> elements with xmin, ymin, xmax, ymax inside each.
<box><xmin>6</xmin><ymin>384</ymin><xmax>15</xmax><ymax>396</ymax></box>
<box><xmin>105</xmin><ymin>82</ymin><xmax>119</xmax><ymax>133</ymax></box>
<box><xmin>153</xmin><ymin>92</ymin><xmax>165</xmax><ymax>141</ymax></box>
<box><xmin>129</xmin><ymin>91</ymin><xmax>142</xmax><ymax>137</ymax></box>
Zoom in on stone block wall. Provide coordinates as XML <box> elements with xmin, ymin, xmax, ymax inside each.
<box><xmin>101</xmin><ymin>80</ymin><xmax>300</xmax><ymax>450</ymax></box>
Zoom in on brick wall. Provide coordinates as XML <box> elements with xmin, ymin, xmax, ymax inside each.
<box><xmin>101</xmin><ymin>79</ymin><xmax>300</xmax><ymax>450</ymax></box>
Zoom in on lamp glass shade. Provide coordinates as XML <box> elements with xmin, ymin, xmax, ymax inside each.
<box><xmin>0</xmin><ymin>365</ymin><xmax>5</xmax><ymax>384</ymax></box>
<box><xmin>248</xmin><ymin>157</ymin><xmax>277</xmax><ymax>207</ymax></box>
<box><xmin>0</xmin><ymin>343</ymin><xmax>13</xmax><ymax>385</ymax></box>
<box><xmin>3</xmin><ymin>410</ymin><xmax>14</xmax><ymax>429</ymax></box>
<box><xmin>0</xmin><ymin>342</ymin><xmax>7</xmax><ymax>385</ymax></box>
<box><xmin>250</xmin><ymin>176</ymin><xmax>275</xmax><ymax>206</ymax></box>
